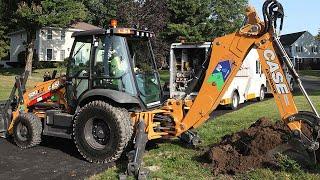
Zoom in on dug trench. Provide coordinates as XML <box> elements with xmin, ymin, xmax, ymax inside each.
<box><xmin>205</xmin><ymin>117</ymin><xmax>318</xmax><ymax>175</ymax></box>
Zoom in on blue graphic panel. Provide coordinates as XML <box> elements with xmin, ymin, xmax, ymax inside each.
<box><xmin>213</xmin><ymin>60</ymin><xmax>231</xmax><ymax>81</ymax></box>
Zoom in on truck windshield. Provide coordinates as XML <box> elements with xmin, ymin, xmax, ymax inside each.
<box><xmin>127</xmin><ymin>38</ymin><xmax>161</xmax><ymax>107</ymax></box>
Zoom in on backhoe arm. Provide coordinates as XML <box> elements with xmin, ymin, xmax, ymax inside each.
<box><xmin>175</xmin><ymin>1</ymin><xmax>318</xmax><ymax>137</ymax></box>
<box><xmin>128</xmin><ymin>1</ymin><xmax>320</xmax><ymax>177</ymax></box>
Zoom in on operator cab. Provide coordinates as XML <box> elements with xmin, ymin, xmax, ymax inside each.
<box><xmin>67</xmin><ymin>20</ymin><xmax>162</xmax><ymax>110</ymax></box>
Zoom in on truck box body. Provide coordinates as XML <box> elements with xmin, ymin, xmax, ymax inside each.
<box><xmin>169</xmin><ymin>42</ymin><xmax>267</xmax><ymax>106</ymax></box>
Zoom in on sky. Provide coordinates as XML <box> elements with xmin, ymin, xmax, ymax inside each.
<box><xmin>249</xmin><ymin>0</ymin><xmax>319</xmax><ymax>35</ymax></box>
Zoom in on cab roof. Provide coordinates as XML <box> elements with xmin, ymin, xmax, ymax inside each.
<box><xmin>72</xmin><ymin>28</ymin><xmax>154</xmax><ymax>38</ymax></box>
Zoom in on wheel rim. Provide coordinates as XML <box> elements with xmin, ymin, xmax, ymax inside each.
<box><xmin>16</xmin><ymin>122</ymin><xmax>28</xmax><ymax>141</ymax></box>
<box><xmin>84</xmin><ymin>118</ymin><xmax>111</xmax><ymax>150</ymax></box>
<box><xmin>232</xmin><ymin>95</ymin><xmax>238</xmax><ymax>108</ymax></box>
<box><xmin>260</xmin><ymin>89</ymin><xmax>265</xmax><ymax>100</ymax></box>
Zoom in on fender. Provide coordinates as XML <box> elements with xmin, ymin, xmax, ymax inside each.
<box><xmin>78</xmin><ymin>89</ymin><xmax>141</xmax><ymax>107</ymax></box>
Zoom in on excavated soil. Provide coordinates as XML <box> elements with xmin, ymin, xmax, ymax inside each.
<box><xmin>207</xmin><ymin>117</ymin><xmax>293</xmax><ymax>175</ymax></box>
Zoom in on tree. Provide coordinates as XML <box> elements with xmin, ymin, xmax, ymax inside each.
<box><xmin>10</xmin><ymin>0</ymin><xmax>87</xmax><ymax>75</ymax></box>
<box><xmin>81</xmin><ymin>0</ymin><xmax>117</xmax><ymax>28</ymax></box>
<box><xmin>0</xmin><ymin>2</ymin><xmax>10</xmax><ymax>60</ymax></box>
<box><xmin>316</xmin><ymin>29</ymin><xmax>320</xmax><ymax>41</ymax></box>
<box><xmin>210</xmin><ymin>0</ymin><xmax>248</xmax><ymax>37</ymax></box>
<box><xmin>164</xmin><ymin>0</ymin><xmax>214</xmax><ymax>43</ymax></box>
<box><xmin>164</xmin><ymin>0</ymin><xmax>248</xmax><ymax>43</ymax></box>
<box><xmin>114</xmin><ymin>0</ymin><xmax>170</xmax><ymax>68</ymax></box>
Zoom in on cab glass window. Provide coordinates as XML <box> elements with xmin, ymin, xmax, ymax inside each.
<box><xmin>69</xmin><ymin>37</ymin><xmax>92</xmax><ymax>78</ymax></box>
<box><xmin>93</xmin><ymin>36</ymin><xmax>135</xmax><ymax>95</ymax></box>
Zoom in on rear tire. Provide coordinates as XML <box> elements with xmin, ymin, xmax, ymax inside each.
<box><xmin>257</xmin><ymin>87</ymin><xmax>266</xmax><ymax>101</ymax></box>
<box><xmin>73</xmin><ymin>101</ymin><xmax>132</xmax><ymax>163</ymax></box>
<box><xmin>13</xmin><ymin>113</ymin><xmax>42</xmax><ymax>149</ymax></box>
<box><xmin>230</xmin><ymin>91</ymin><xmax>240</xmax><ymax>110</ymax></box>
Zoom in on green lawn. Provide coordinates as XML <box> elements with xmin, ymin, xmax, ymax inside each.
<box><xmin>299</xmin><ymin>70</ymin><xmax>320</xmax><ymax>78</ymax></box>
<box><xmin>93</xmin><ymin>91</ymin><xmax>320</xmax><ymax>180</ymax></box>
<box><xmin>159</xmin><ymin>70</ymin><xmax>170</xmax><ymax>85</ymax></box>
<box><xmin>0</xmin><ymin>68</ymin><xmax>65</xmax><ymax>101</ymax></box>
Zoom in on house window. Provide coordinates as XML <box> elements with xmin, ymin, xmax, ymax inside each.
<box><xmin>296</xmin><ymin>46</ymin><xmax>303</xmax><ymax>53</ymax></box>
<box><xmin>47</xmin><ymin>29</ymin><xmax>52</xmax><ymax>40</ymax></box>
<box><xmin>312</xmin><ymin>46</ymin><xmax>318</xmax><ymax>53</ymax></box>
<box><xmin>60</xmin><ymin>50</ymin><xmax>65</xmax><ymax>60</ymax></box>
<box><xmin>47</xmin><ymin>49</ymin><xmax>53</xmax><ymax>61</ymax></box>
<box><xmin>61</xmin><ymin>30</ymin><xmax>65</xmax><ymax>40</ymax></box>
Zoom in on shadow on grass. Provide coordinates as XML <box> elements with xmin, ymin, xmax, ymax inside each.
<box><xmin>293</xmin><ymin>91</ymin><xmax>320</xmax><ymax>96</ymax></box>
<box><xmin>0</xmin><ymin>68</ymin><xmax>24</xmax><ymax>76</ymax></box>
<box><xmin>0</xmin><ymin>68</ymin><xmax>59</xmax><ymax>76</ymax></box>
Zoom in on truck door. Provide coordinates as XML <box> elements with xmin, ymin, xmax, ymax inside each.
<box><xmin>251</xmin><ymin>50</ymin><xmax>266</xmax><ymax>98</ymax></box>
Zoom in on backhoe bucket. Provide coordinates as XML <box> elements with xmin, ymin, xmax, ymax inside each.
<box><xmin>267</xmin><ymin>138</ymin><xmax>315</xmax><ymax>168</ymax></box>
<box><xmin>268</xmin><ymin>111</ymin><xmax>320</xmax><ymax>167</ymax></box>
<box><xmin>0</xmin><ymin>101</ymin><xmax>8</xmax><ymax>137</ymax></box>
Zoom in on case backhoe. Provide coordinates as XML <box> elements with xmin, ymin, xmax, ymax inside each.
<box><xmin>0</xmin><ymin>0</ymin><xmax>319</xmax><ymax>179</ymax></box>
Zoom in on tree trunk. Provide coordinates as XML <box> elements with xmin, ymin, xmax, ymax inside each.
<box><xmin>25</xmin><ymin>30</ymin><xmax>35</xmax><ymax>76</ymax></box>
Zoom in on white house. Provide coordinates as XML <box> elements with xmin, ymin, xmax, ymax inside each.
<box><xmin>8</xmin><ymin>22</ymin><xmax>101</xmax><ymax>64</ymax></box>
<box><xmin>280</xmin><ymin>31</ymin><xmax>320</xmax><ymax>70</ymax></box>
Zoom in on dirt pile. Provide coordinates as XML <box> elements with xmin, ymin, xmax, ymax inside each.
<box><xmin>207</xmin><ymin>117</ymin><xmax>292</xmax><ymax>175</ymax></box>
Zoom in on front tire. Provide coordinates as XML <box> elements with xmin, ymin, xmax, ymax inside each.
<box><xmin>13</xmin><ymin>113</ymin><xmax>42</xmax><ymax>149</ymax></box>
<box><xmin>73</xmin><ymin>101</ymin><xmax>132</xmax><ymax>163</ymax></box>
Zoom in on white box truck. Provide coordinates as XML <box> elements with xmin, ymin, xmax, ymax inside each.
<box><xmin>169</xmin><ymin>42</ymin><xmax>268</xmax><ymax>109</ymax></box>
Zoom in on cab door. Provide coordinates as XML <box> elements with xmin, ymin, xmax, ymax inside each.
<box><xmin>66</xmin><ymin>36</ymin><xmax>93</xmax><ymax>106</ymax></box>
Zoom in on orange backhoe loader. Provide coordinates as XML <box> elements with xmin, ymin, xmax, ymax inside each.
<box><xmin>0</xmin><ymin>0</ymin><xmax>319</xmax><ymax>179</ymax></box>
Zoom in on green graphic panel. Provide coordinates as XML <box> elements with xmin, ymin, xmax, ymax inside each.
<box><xmin>207</xmin><ymin>72</ymin><xmax>224</xmax><ymax>91</ymax></box>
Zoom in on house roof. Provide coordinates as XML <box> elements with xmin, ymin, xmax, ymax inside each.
<box><xmin>8</xmin><ymin>22</ymin><xmax>101</xmax><ymax>36</ymax></box>
<box><xmin>69</xmin><ymin>22</ymin><xmax>102</xmax><ymax>31</ymax></box>
<box><xmin>72</xmin><ymin>29</ymin><xmax>106</xmax><ymax>37</ymax></box>
<box><xmin>280</xmin><ymin>31</ymin><xmax>306</xmax><ymax>46</ymax></box>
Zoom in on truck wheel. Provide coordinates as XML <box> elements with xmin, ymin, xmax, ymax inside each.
<box><xmin>73</xmin><ymin>100</ymin><xmax>132</xmax><ymax>163</ymax></box>
<box><xmin>289</xmin><ymin>80</ymin><xmax>294</xmax><ymax>91</ymax></box>
<box><xmin>230</xmin><ymin>92</ymin><xmax>240</xmax><ymax>110</ymax></box>
<box><xmin>257</xmin><ymin>87</ymin><xmax>266</xmax><ymax>101</ymax></box>
<box><xmin>13</xmin><ymin>113</ymin><xmax>42</xmax><ymax>149</ymax></box>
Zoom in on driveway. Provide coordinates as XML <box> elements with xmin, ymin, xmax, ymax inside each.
<box><xmin>0</xmin><ymin>137</ymin><xmax>113</xmax><ymax>180</ymax></box>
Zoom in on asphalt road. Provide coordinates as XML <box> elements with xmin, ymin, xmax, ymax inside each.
<box><xmin>299</xmin><ymin>77</ymin><xmax>320</xmax><ymax>91</ymax></box>
<box><xmin>0</xmin><ymin>137</ymin><xmax>113</xmax><ymax>180</ymax></box>
<box><xmin>0</xmin><ymin>77</ymin><xmax>318</xmax><ymax>180</ymax></box>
